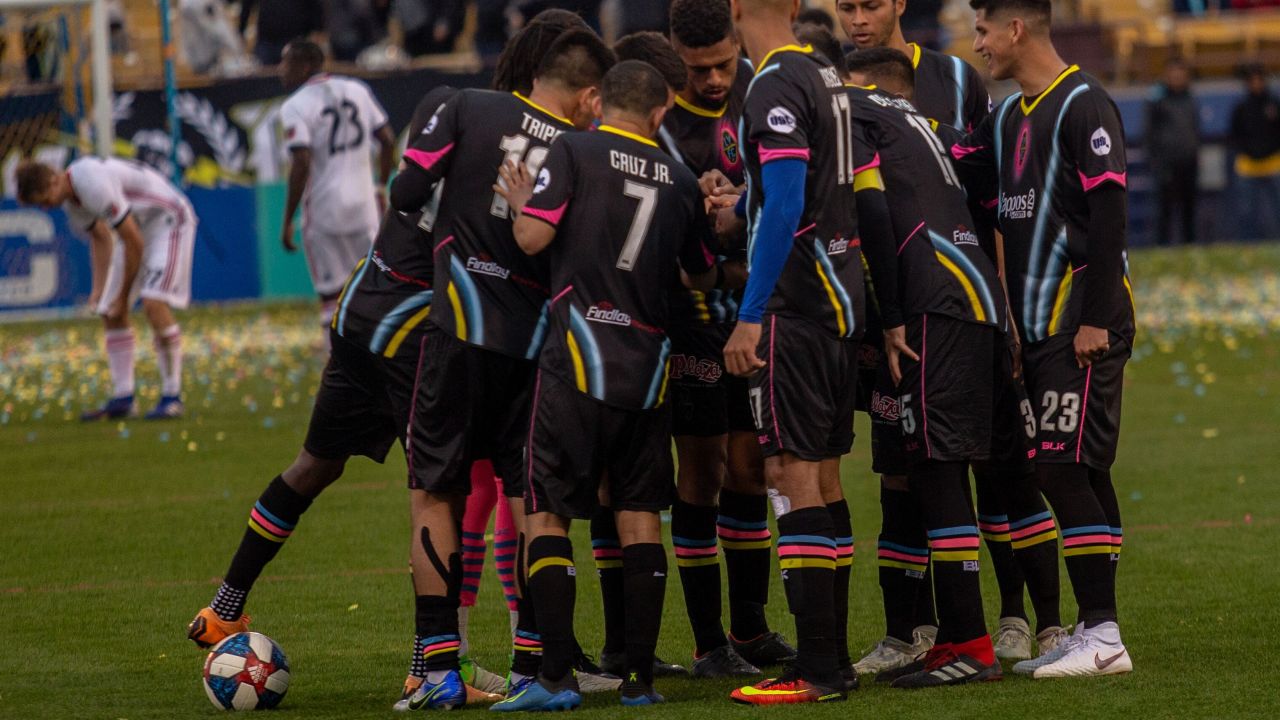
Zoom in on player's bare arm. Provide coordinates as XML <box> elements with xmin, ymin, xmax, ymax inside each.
<box><xmin>282</xmin><ymin>147</ymin><xmax>311</xmax><ymax>252</ymax></box>
<box><xmin>86</xmin><ymin>220</ymin><xmax>113</xmax><ymax>309</ymax></box>
<box><xmin>109</xmin><ymin>214</ymin><xmax>146</xmax><ymax>323</ymax></box>
<box><xmin>374</xmin><ymin>123</ymin><xmax>396</xmax><ymax>211</ymax></box>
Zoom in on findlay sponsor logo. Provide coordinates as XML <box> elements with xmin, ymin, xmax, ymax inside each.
<box><xmin>585</xmin><ymin>301</ymin><xmax>632</xmax><ymax>326</ymax></box>
<box><xmin>465</xmin><ymin>255</ymin><xmax>510</xmax><ymax>279</ymax></box>
<box><xmin>953</xmin><ymin>226</ymin><xmax>980</xmax><ymax>246</ymax></box>
<box><xmin>870</xmin><ymin>391</ymin><xmax>900</xmax><ymax>421</ymax></box>
<box><xmin>1000</xmin><ymin>188</ymin><xmax>1036</xmax><ymax>221</ymax></box>
<box><xmin>827</xmin><ymin>235</ymin><xmax>859</xmax><ymax>255</ymax></box>
<box><xmin>669</xmin><ymin>354</ymin><xmax>723</xmax><ymax>383</ymax></box>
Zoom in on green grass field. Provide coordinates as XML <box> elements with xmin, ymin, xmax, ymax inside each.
<box><xmin>3</xmin><ymin>245</ymin><xmax>1278</xmax><ymax>719</ymax></box>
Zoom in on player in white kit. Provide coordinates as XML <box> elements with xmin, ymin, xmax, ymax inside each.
<box><xmin>16</xmin><ymin>156</ymin><xmax>196</xmax><ymax>420</ymax></box>
<box><xmin>277</xmin><ymin>40</ymin><xmax>395</xmax><ymax>339</ymax></box>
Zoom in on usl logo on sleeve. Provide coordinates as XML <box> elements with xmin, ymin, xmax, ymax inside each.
<box><xmin>767</xmin><ymin>107</ymin><xmax>796</xmax><ymax>133</ymax></box>
<box><xmin>534</xmin><ymin>168</ymin><xmax>550</xmax><ymax>194</ymax></box>
<box><xmin>1090</xmin><ymin>127</ymin><xmax>1112</xmax><ymax>156</ymax></box>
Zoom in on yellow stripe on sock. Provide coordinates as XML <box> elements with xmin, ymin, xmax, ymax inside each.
<box><xmin>878</xmin><ymin>559</ymin><xmax>927</xmax><ymax>572</ymax></box>
<box><xmin>836</xmin><ymin>557</ymin><xmax>854</xmax><ymax>567</ymax></box>
<box><xmin>720</xmin><ymin>539</ymin><xmax>773</xmax><ymax>550</ymax></box>
<box><xmin>248</xmin><ymin>519</ymin><xmax>287</xmax><ymax>543</ymax></box>
<box><xmin>529</xmin><ymin>556</ymin><xmax>574</xmax><ymax>577</ymax></box>
<box><xmin>423</xmin><ymin>646</ymin><xmax>459</xmax><ymax>659</ymax></box>
<box><xmin>981</xmin><ymin>532</ymin><xmax>1012</xmax><ymax>542</ymax></box>
<box><xmin>1063</xmin><ymin>546</ymin><xmax>1113</xmax><ymax>557</ymax></box>
<box><xmin>1011</xmin><ymin>530</ymin><xmax>1059</xmax><ymax>550</ymax></box>
<box><xmin>779</xmin><ymin>558</ymin><xmax>836</xmax><ymax>570</ymax></box>
<box><xmin>593</xmin><ymin>559</ymin><xmax>623</xmax><ymax>569</ymax></box>
<box><xmin>676</xmin><ymin>556</ymin><xmax>720</xmax><ymax>568</ymax></box>
<box><xmin>930</xmin><ymin>550</ymin><xmax>979</xmax><ymax>562</ymax></box>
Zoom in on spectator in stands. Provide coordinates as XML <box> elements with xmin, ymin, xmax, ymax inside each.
<box><xmin>614</xmin><ymin>0</ymin><xmax>667</xmax><ymax>36</ymax></box>
<box><xmin>181</xmin><ymin>0</ymin><xmax>252</xmax><ymax>75</ymax></box>
<box><xmin>398</xmin><ymin>0</ymin><xmax>468</xmax><ymax>56</ymax></box>
<box><xmin>1230</xmin><ymin>64</ymin><xmax>1280</xmax><ymax>240</ymax></box>
<box><xmin>1147</xmin><ymin>58</ymin><xmax>1201</xmax><ymax>245</ymax></box>
<box><xmin>900</xmin><ymin>0</ymin><xmax>943</xmax><ymax>49</ymax></box>
<box><xmin>325</xmin><ymin>0</ymin><xmax>388</xmax><ymax>62</ymax></box>
<box><xmin>241</xmin><ymin>0</ymin><xmax>323</xmax><ymax>66</ymax></box>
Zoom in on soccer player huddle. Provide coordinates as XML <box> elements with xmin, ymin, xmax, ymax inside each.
<box><xmin>182</xmin><ymin>0</ymin><xmax>1136</xmax><ymax>709</ymax></box>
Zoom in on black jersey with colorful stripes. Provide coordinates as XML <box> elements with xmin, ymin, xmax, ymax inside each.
<box><xmin>659</xmin><ymin>59</ymin><xmax>752</xmax><ymax>327</ymax></box>
<box><xmin>950</xmin><ymin>67</ymin><xmax>1134</xmax><ymax>344</ymax></box>
<box><xmin>907</xmin><ymin>43</ymin><xmax>991</xmax><ymax>133</ymax></box>
<box><xmin>333</xmin><ymin>85</ymin><xmax>456</xmax><ymax>360</ymax></box>
<box><xmin>849</xmin><ymin>84</ymin><xmax>1006</xmax><ymax>330</ymax></box>
<box><xmin>742</xmin><ymin>45</ymin><xmax>863</xmax><ymax>339</ymax></box>
<box><xmin>523</xmin><ymin>126</ymin><xmax>715</xmax><ymax>410</ymax></box>
<box><xmin>402</xmin><ymin>89</ymin><xmax>576</xmax><ymax>359</ymax></box>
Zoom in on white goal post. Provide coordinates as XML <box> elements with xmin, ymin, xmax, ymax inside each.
<box><xmin>0</xmin><ymin>0</ymin><xmax>113</xmax><ymax>156</ymax></box>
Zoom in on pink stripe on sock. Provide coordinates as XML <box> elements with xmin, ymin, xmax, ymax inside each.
<box><xmin>422</xmin><ymin>640</ymin><xmax>460</xmax><ymax>654</ymax></box>
<box><xmin>717</xmin><ymin>527</ymin><xmax>771</xmax><ymax>540</ymax></box>
<box><xmin>1010</xmin><ymin>520</ymin><xmax>1057</xmax><ymax>539</ymax></box>
<box><xmin>1063</xmin><ymin>534</ymin><xmax>1114</xmax><ymax>547</ymax></box>
<box><xmin>250</xmin><ymin>508</ymin><xmax>290</xmax><ymax>537</ymax></box>
<box><xmin>878</xmin><ymin>549</ymin><xmax>929</xmax><ymax>563</ymax></box>
<box><xmin>929</xmin><ymin>536</ymin><xmax>979</xmax><ymax>549</ymax></box>
<box><xmin>978</xmin><ymin>522</ymin><xmax>1011</xmax><ymax>533</ymax></box>
<box><xmin>675</xmin><ymin>546</ymin><xmax>718</xmax><ymax>557</ymax></box>
<box><xmin>592</xmin><ymin>548</ymin><xmax>623</xmax><ymax>559</ymax></box>
<box><xmin>777</xmin><ymin>546</ymin><xmax>837</xmax><ymax>559</ymax></box>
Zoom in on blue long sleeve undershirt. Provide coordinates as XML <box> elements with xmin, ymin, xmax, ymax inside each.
<box><xmin>738</xmin><ymin>158</ymin><xmax>807</xmax><ymax>324</ymax></box>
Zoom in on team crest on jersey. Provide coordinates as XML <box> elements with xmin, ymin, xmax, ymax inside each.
<box><xmin>1090</xmin><ymin>127</ymin><xmax>1112</xmax><ymax>156</ymax></box>
<box><xmin>1013</xmin><ymin>119</ymin><xmax>1032</xmax><ymax>181</ymax></box>
<box><xmin>767</xmin><ymin>106</ymin><xmax>796</xmax><ymax>133</ymax></box>
<box><xmin>721</xmin><ymin>124</ymin><xmax>740</xmax><ymax>167</ymax></box>
<box><xmin>534</xmin><ymin>168</ymin><xmax>551</xmax><ymax>194</ymax></box>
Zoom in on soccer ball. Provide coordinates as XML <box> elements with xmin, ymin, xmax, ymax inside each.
<box><xmin>202</xmin><ymin>632</ymin><xmax>291</xmax><ymax>710</ymax></box>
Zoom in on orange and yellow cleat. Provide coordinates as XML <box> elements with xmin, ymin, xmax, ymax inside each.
<box><xmin>730</xmin><ymin>672</ymin><xmax>847</xmax><ymax>705</ymax></box>
<box><xmin>186</xmin><ymin>607</ymin><xmax>251</xmax><ymax>649</ymax></box>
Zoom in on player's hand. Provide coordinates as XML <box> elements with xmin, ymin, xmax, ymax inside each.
<box><xmin>699</xmin><ymin>169</ymin><xmax>735</xmax><ymax>199</ymax></box>
<box><xmin>104</xmin><ymin>295</ymin><xmax>127</xmax><ymax>323</ymax></box>
<box><xmin>1074</xmin><ymin>325</ymin><xmax>1110</xmax><ymax>368</ymax></box>
<box><xmin>281</xmin><ymin>220</ymin><xmax>297</xmax><ymax>253</ymax></box>
<box><xmin>494</xmin><ymin>159</ymin><xmax>534</xmax><ymax>218</ymax></box>
<box><xmin>724</xmin><ymin>321</ymin><xmax>766</xmax><ymax>377</ymax></box>
<box><xmin>883</xmin><ymin>325</ymin><xmax>919</xmax><ymax>386</ymax></box>
<box><xmin>87</xmin><ymin>290</ymin><xmax>102</xmax><ymax>311</ymax></box>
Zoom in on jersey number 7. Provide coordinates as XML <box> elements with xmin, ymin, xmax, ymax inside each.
<box><xmin>616</xmin><ymin>180</ymin><xmax>658</xmax><ymax>271</ymax></box>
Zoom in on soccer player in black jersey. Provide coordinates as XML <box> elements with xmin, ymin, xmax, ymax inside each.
<box><xmin>724</xmin><ymin>0</ymin><xmax>862</xmax><ymax>705</ymax></box>
<box><xmin>838</xmin><ymin>0</ymin><xmax>1062</xmax><ymax>669</ymax></box>
<box><xmin>493</xmin><ymin>59</ymin><xmax>721</xmax><ymax>710</ymax></box>
<box><xmin>951</xmin><ymin>0</ymin><xmax>1134</xmax><ymax>679</ymax></box>
<box><xmin>387</xmin><ymin>29</ymin><xmax>614</xmax><ymax>708</ymax></box>
<box><xmin>845</xmin><ymin>48</ymin><xmax>1022</xmax><ymax>688</ymax></box>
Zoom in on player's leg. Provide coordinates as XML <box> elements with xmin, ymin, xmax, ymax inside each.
<box><xmin>189</xmin><ymin>332</ymin><xmax>398</xmax><ymax>648</ymax></box>
<box><xmin>973</xmin><ymin>463</ymin><xmax>1032</xmax><ymax>659</ymax></box>
<box><xmin>1017</xmin><ymin>334</ymin><xmax>1132</xmax><ymax>679</ymax></box>
<box><xmin>140</xmin><ymin>299</ymin><xmax>184</xmax><ymax>418</ymax></box>
<box><xmin>492</xmin><ymin>475</ymin><xmax>520</xmax><ymax>635</ymax></box>
<box><xmin>819</xmin><ymin>458</ymin><xmax>856</xmax><ymax>689</ymax></box>
<box><xmin>83</xmin><ymin>241</ymin><xmax>136</xmax><ymax>420</ymax></box>
<box><xmin>302</xmin><ymin>229</ymin><xmax>369</xmax><ymax>347</ymax></box>
<box><xmin>140</xmin><ymin>215</ymin><xmax>194</xmax><ymax>418</ymax></box>
<box><xmin>723</xmin><ymin>380</ymin><xmax>795</xmax><ymax>669</ymax></box>
<box><xmin>453</xmin><ymin>460</ymin><xmax>508</xmax><ymax>694</ymax></box>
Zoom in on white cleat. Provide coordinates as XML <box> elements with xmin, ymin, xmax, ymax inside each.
<box><xmin>1033</xmin><ymin>622</ymin><xmax>1132</xmax><ymax>679</ymax></box>
<box><xmin>1013</xmin><ymin>625</ymin><xmax>1082</xmax><ymax>675</ymax></box>
<box><xmin>853</xmin><ymin>635</ymin><xmax>918</xmax><ymax>675</ymax></box>
<box><xmin>994</xmin><ymin>616</ymin><xmax>1034</xmax><ymax>660</ymax></box>
<box><xmin>912</xmin><ymin>625</ymin><xmax>938</xmax><ymax>654</ymax></box>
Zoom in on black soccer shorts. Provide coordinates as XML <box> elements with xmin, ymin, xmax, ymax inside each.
<box><xmin>749</xmin><ymin>314</ymin><xmax>859</xmax><ymax>462</ymax></box>
<box><xmin>1021</xmin><ymin>330</ymin><xmax>1130</xmax><ymax>471</ymax></box>
<box><xmin>525</xmin><ymin>370</ymin><xmax>675</xmax><ymax>519</ymax></box>
<box><xmin>868</xmin><ymin>360</ymin><xmax>908</xmax><ymax>476</ymax></box>
<box><xmin>304</xmin><ymin>330</ymin><xmax>417</xmax><ymax>463</ymax></box>
<box><xmin>406</xmin><ymin>325</ymin><xmax>534</xmax><ymax>498</ymax></box>
<box><xmin>668</xmin><ymin>324</ymin><xmax>756</xmax><ymax>437</ymax></box>
<box><xmin>896</xmin><ymin>314</ymin><xmax>995</xmax><ymax>468</ymax></box>
<box><xmin>988</xmin><ymin>333</ymin><xmax>1038</xmax><ymax>471</ymax></box>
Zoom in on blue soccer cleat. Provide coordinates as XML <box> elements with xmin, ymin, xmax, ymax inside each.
<box><xmin>81</xmin><ymin>394</ymin><xmax>135</xmax><ymax>421</ymax></box>
<box><xmin>620</xmin><ymin>677</ymin><xmax>665</xmax><ymax>706</ymax></box>
<box><xmin>490</xmin><ymin>675</ymin><xmax>581</xmax><ymax>712</ymax></box>
<box><xmin>145</xmin><ymin>395</ymin><xmax>184</xmax><ymax>420</ymax></box>
<box><xmin>406</xmin><ymin>670</ymin><xmax>467</xmax><ymax>711</ymax></box>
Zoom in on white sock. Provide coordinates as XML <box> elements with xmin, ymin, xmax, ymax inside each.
<box><xmin>320</xmin><ymin>300</ymin><xmax>337</xmax><ymax>351</ymax></box>
<box><xmin>154</xmin><ymin>324</ymin><xmax>183</xmax><ymax>397</ymax></box>
<box><xmin>458</xmin><ymin>605</ymin><xmax>471</xmax><ymax>658</ymax></box>
<box><xmin>1083</xmin><ymin>621</ymin><xmax>1121</xmax><ymax>644</ymax></box>
<box><xmin>425</xmin><ymin>670</ymin><xmax>451</xmax><ymax>684</ymax></box>
<box><xmin>104</xmin><ymin>328</ymin><xmax>136</xmax><ymax>398</ymax></box>
<box><xmin>509</xmin><ymin>609</ymin><xmax>519</xmax><ymax>640</ymax></box>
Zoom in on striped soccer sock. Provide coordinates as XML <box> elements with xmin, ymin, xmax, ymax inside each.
<box><xmin>1008</xmin><ymin>508</ymin><xmax>1062</xmax><ymax>631</ymax></box>
<box><xmin>827</xmin><ymin>499</ymin><xmax>855</xmax><ymax>668</ymax></box>
<box><xmin>1036</xmin><ymin>464</ymin><xmax>1118</xmax><ymax>626</ymax></box>
<box><xmin>672</xmin><ymin>500</ymin><xmax>726</xmax><ymax>655</ymax></box>
<box><xmin>416</xmin><ymin>595</ymin><xmax>462</xmax><ymax>673</ymax></box>
<box><xmin>911</xmin><ymin>461</ymin><xmax>987</xmax><ymax>644</ymax></box>
<box><xmin>510</xmin><ymin>595</ymin><xmax>543</xmax><ymax>678</ymax></box>
<box><xmin>528</xmin><ymin>535</ymin><xmax>576</xmax><ymax>683</ymax></box>
<box><xmin>718</xmin><ymin>489</ymin><xmax>772</xmax><ymax>641</ymax></box>
<box><xmin>974</xmin><ymin>463</ymin><xmax>1028</xmax><ymax>622</ymax></box>
<box><xmin>215</xmin><ymin>475</ymin><xmax>313</xmax><ymax>620</ymax></box>
<box><xmin>1090</xmin><ymin>469</ymin><xmax>1124</xmax><ymax>582</ymax></box>
<box><xmin>875</xmin><ymin>486</ymin><xmax>930</xmax><ymax>643</ymax></box>
<box><xmin>494</xmin><ymin>490</ymin><xmax>520</xmax><ymax>613</ymax></box>
<box><xmin>776</xmin><ymin>507</ymin><xmax>840</xmax><ymax>686</ymax></box>
<box><xmin>590</xmin><ymin>506</ymin><xmax>627</xmax><ymax>656</ymax></box>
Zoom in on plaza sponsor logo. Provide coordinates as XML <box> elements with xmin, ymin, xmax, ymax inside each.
<box><xmin>953</xmin><ymin>225</ymin><xmax>980</xmax><ymax>246</ymax></box>
<box><xmin>466</xmin><ymin>255</ymin><xmax>510</xmax><ymax>279</ymax></box>
<box><xmin>669</xmin><ymin>354</ymin><xmax>723</xmax><ymax>384</ymax></box>
<box><xmin>869</xmin><ymin>390</ymin><xmax>900</xmax><ymax>421</ymax></box>
<box><xmin>999</xmin><ymin>188</ymin><xmax>1036</xmax><ymax>221</ymax></box>
<box><xmin>586</xmin><ymin>301</ymin><xmax>632</xmax><ymax>326</ymax></box>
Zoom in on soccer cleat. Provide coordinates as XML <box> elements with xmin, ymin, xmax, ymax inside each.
<box><xmin>406</xmin><ymin>670</ymin><xmax>467</xmax><ymax>711</ymax></box>
<box><xmin>461</xmin><ymin>656</ymin><xmax>508</xmax><ymax>696</ymax></box>
<box><xmin>187</xmin><ymin>607</ymin><xmax>251</xmax><ymax>649</ymax></box>
<box><xmin>620</xmin><ymin>678</ymin><xmax>665</xmax><ymax>706</ymax></box>
<box><xmin>574</xmin><ymin>651</ymin><xmax>624</xmax><ymax>692</ymax></box>
<box><xmin>891</xmin><ymin>642</ymin><xmax>1003</xmax><ymax>688</ymax></box>
<box><xmin>144</xmin><ymin>395</ymin><xmax>184</xmax><ymax>420</ymax></box>
<box><xmin>730</xmin><ymin>669</ymin><xmax>847</xmax><ymax>705</ymax></box>
<box><xmin>730</xmin><ymin>631</ymin><xmax>798</xmax><ymax>668</ymax></box>
<box><xmin>839</xmin><ymin>665</ymin><xmax>860</xmax><ymax>692</ymax></box>
<box><xmin>393</xmin><ymin>676</ymin><xmax>423</xmax><ymax>712</ymax></box>
<box><xmin>465</xmin><ymin>684</ymin><xmax>505</xmax><ymax>705</ymax></box>
<box><xmin>692</xmin><ymin>644</ymin><xmax>762</xmax><ymax>678</ymax></box>
<box><xmin>490</xmin><ymin>675</ymin><xmax>581</xmax><ymax>712</ymax></box>
<box><xmin>852</xmin><ymin>635</ymin><xmax>918</xmax><ymax>675</ymax></box>
<box><xmin>80</xmin><ymin>394</ymin><xmax>135</xmax><ymax>421</ymax></box>
<box><xmin>912</xmin><ymin>624</ymin><xmax>939</xmax><ymax>654</ymax></box>
<box><xmin>1013</xmin><ymin>625</ymin><xmax>1083</xmax><ymax>675</ymax></box>
<box><xmin>1033</xmin><ymin>622</ymin><xmax>1132</xmax><ymax>679</ymax></box>
<box><xmin>1036</xmin><ymin>625</ymin><xmax>1071</xmax><ymax>656</ymax></box>
<box><xmin>993</xmin><ymin>616</ymin><xmax>1034</xmax><ymax>660</ymax></box>
<box><xmin>599</xmin><ymin>650</ymin><xmax>687</xmax><ymax>680</ymax></box>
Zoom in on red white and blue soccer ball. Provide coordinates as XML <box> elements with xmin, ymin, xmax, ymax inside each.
<box><xmin>203</xmin><ymin>632</ymin><xmax>291</xmax><ymax>710</ymax></box>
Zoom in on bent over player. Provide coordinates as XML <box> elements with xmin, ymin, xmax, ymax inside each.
<box><xmin>495</xmin><ymin>59</ymin><xmax>721</xmax><ymax>711</ymax></box>
<box><xmin>951</xmin><ymin>0</ymin><xmax>1134</xmax><ymax>679</ymax></box>
<box><xmin>18</xmin><ymin>157</ymin><xmax>195</xmax><ymax>420</ymax></box>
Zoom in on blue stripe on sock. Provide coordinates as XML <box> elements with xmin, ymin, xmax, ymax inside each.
<box><xmin>878</xmin><ymin>540</ymin><xmax>929</xmax><ymax>554</ymax></box>
<box><xmin>672</xmin><ymin>536</ymin><xmax>717</xmax><ymax>548</ymax></box>
<box><xmin>777</xmin><ymin>535</ymin><xmax>837</xmax><ymax>547</ymax></box>
<box><xmin>926</xmin><ymin>525</ymin><xmax>979</xmax><ymax>538</ymax></box>
<box><xmin>978</xmin><ymin>513</ymin><xmax>1010</xmax><ymax>523</ymax></box>
<box><xmin>1009</xmin><ymin>510</ymin><xmax>1054</xmax><ymax>529</ymax></box>
<box><xmin>591</xmin><ymin>539</ymin><xmax>621</xmax><ymax>549</ymax></box>
<box><xmin>716</xmin><ymin>515</ymin><xmax>768</xmax><ymax>530</ymax></box>
<box><xmin>1061</xmin><ymin>524</ymin><xmax>1113</xmax><ymax>536</ymax></box>
<box><xmin>420</xmin><ymin>634</ymin><xmax>460</xmax><ymax>645</ymax></box>
<box><xmin>252</xmin><ymin>502</ymin><xmax>294</xmax><ymax>531</ymax></box>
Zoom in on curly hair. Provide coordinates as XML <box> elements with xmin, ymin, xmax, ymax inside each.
<box><xmin>492</xmin><ymin>9</ymin><xmax>590</xmax><ymax>94</ymax></box>
<box><xmin>614</xmin><ymin>32</ymin><xmax>687</xmax><ymax>92</ymax></box>
<box><xmin>669</xmin><ymin>0</ymin><xmax>733</xmax><ymax>49</ymax></box>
